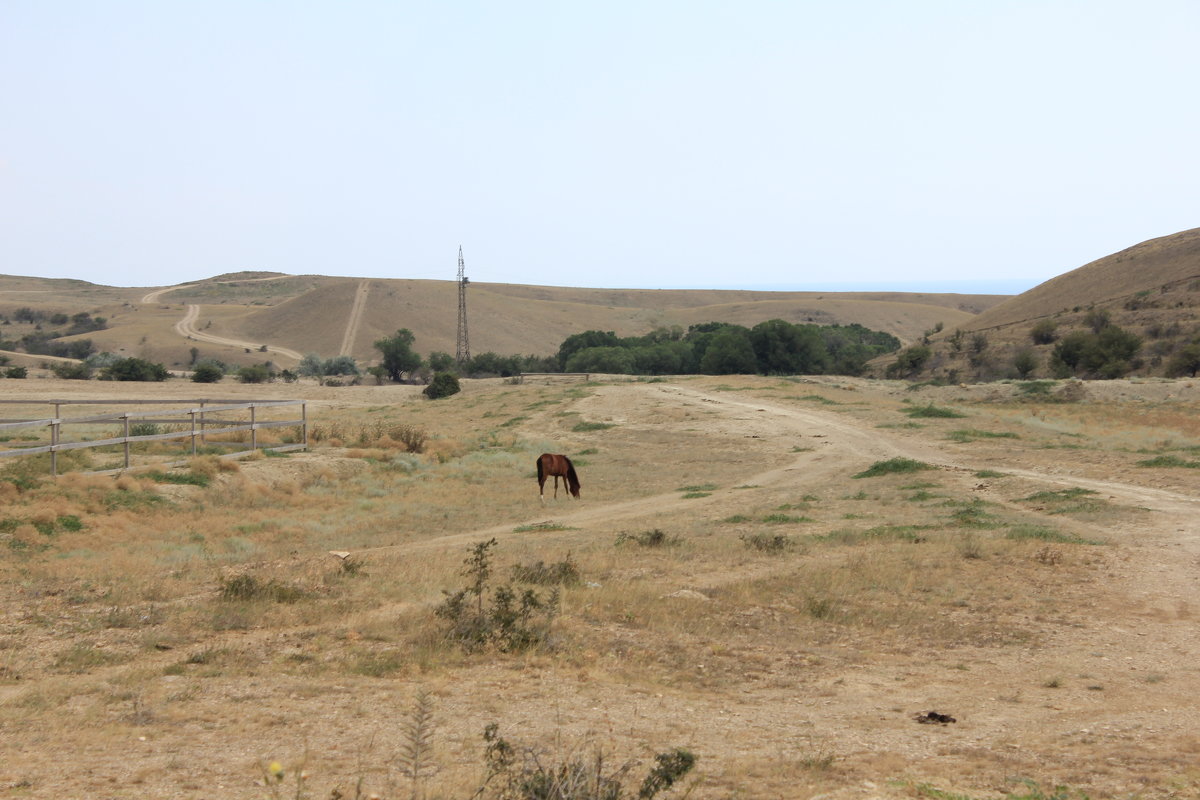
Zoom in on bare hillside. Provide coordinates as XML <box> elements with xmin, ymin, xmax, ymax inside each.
<box><xmin>0</xmin><ymin>272</ymin><xmax>1006</xmax><ymax>369</ymax></box>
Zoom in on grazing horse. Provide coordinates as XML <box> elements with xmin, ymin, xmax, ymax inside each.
<box><xmin>537</xmin><ymin>453</ymin><xmax>580</xmax><ymax>503</ymax></box>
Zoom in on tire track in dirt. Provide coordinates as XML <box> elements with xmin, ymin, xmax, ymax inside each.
<box><xmin>338</xmin><ymin>280</ymin><xmax>370</xmax><ymax>357</ymax></box>
<box><xmin>173</xmin><ymin>303</ymin><xmax>304</xmax><ymax>362</ymax></box>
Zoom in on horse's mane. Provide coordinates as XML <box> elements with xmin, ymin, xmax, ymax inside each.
<box><xmin>563</xmin><ymin>457</ymin><xmax>580</xmax><ymax>496</ymax></box>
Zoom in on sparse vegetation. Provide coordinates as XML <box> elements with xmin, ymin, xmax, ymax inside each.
<box><xmin>853</xmin><ymin>457</ymin><xmax>936</xmax><ymax>478</ymax></box>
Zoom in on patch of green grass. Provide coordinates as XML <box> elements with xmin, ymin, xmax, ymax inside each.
<box><xmin>946</xmin><ymin>429</ymin><xmax>1020</xmax><ymax>443</ymax></box>
<box><xmin>513</xmin><ymin>522</ymin><xmax>574</xmax><ymax>533</ymax></box>
<box><xmin>681</xmin><ymin>492</ymin><xmax>711</xmax><ymax>499</ymax></box>
<box><xmin>762</xmin><ymin>513</ymin><xmax>814</xmax><ymax>524</ymax></box>
<box><xmin>571</xmin><ymin>421</ymin><xmax>615</xmax><ymax>432</ymax></box>
<box><xmin>722</xmin><ymin>514</ymin><xmax>753</xmax><ymax>523</ymax></box>
<box><xmin>946</xmin><ymin>501</ymin><xmax>1002</xmax><ymax>529</ymax></box>
<box><xmin>905</xmin><ymin>490</ymin><xmax>939</xmax><ymax>502</ymax></box>
<box><xmin>853</xmin><ymin>458</ymin><xmax>936</xmax><ymax>478</ymax></box>
<box><xmin>261</xmin><ymin>449</ymin><xmax>291</xmax><ymax>458</ymax></box>
<box><xmin>143</xmin><ymin>470</ymin><xmax>211</xmax><ymax>487</ymax></box>
<box><xmin>1136</xmin><ymin>454</ymin><xmax>1200</xmax><ymax>468</ymax></box>
<box><xmin>498</xmin><ymin>416</ymin><xmax>529</xmax><ymax>428</ymax></box>
<box><xmin>103</xmin><ymin>490</ymin><xmax>165</xmax><ymax>511</ymax></box>
<box><xmin>57</xmin><ymin>514</ymin><xmax>84</xmax><ymax>532</ymax></box>
<box><xmin>1016</xmin><ymin>380</ymin><xmax>1056</xmax><ymax>397</ymax></box>
<box><xmin>678</xmin><ymin>483</ymin><xmax>718</xmax><ymax>492</ymax></box>
<box><xmin>899</xmin><ymin>481</ymin><xmax>939</xmax><ymax>490</ymax></box>
<box><xmin>797</xmin><ymin>394</ymin><xmax>839</xmax><ymax>405</ymax></box>
<box><xmin>863</xmin><ymin>524</ymin><xmax>932</xmax><ymax>542</ymax></box>
<box><xmin>1005</xmin><ymin>524</ymin><xmax>1100</xmax><ymax>545</ymax></box>
<box><xmin>904</xmin><ymin>403</ymin><xmax>966</xmax><ymax>419</ymax></box>
<box><xmin>1018</xmin><ymin>487</ymin><xmax>1109</xmax><ymax>515</ymax></box>
<box><xmin>576</xmin><ymin>448</ymin><xmax>598</xmax><ymax>455</ymax></box>
<box><xmin>974</xmin><ymin>470</ymin><xmax>1006</xmax><ymax>478</ymax></box>
<box><xmin>877</xmin><ymin>421</ymin><xmax>924</xmax><ymax>429</ymax></box>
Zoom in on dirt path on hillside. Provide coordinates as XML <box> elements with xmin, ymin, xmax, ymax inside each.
<box><xmin>171</xmin><ymin>303</ymin><xmax>304</xmax><ymax>362</ymax></box>
<box><xmin>338</xmin><ymin>280</ymin><xmax>370</xmax><ymax>357</ymax></box>
<box><xmin>142</xmin><ymin>277</ymin><xmax>305</xmax><ymax>363</ymax></box>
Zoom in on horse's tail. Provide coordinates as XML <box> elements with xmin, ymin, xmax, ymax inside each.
<box><xmin>564</xmin><ymin>457</ymin><xmax>581</xmax><ymax>498</ymax></box>
<box><xmin>536</xmin><ymin>454</ymin><xmax>546</xmax><ymax>485</ymax></box>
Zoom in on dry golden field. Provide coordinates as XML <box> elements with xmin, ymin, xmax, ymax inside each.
<box><xmin>1</xmin><ymin>374</ymin><xmax>1199</xmax><ymax>799</ymax></box>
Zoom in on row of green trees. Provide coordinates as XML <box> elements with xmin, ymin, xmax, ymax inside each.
<box><xmin>555</xmin><ymin>321</ymin><xmax>900</xmax><ymax>376</ymax></box>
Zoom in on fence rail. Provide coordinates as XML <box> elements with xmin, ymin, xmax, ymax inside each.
<box><xmin>0</xmin><ymin>398</ymin><xmax>307</xmax><ymax>477</ymax></box>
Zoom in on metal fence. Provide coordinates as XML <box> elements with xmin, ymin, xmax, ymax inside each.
<box><xmin>0</xmin><ymin>398</ymin><xmax>307</xmax><ymax>477</ymax></box>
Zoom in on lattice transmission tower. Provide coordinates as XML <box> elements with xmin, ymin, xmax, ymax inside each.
<box><xmin>455</xmin><ymin>245</ymin><xmax>470</xmax><ymax>364</ymax></box>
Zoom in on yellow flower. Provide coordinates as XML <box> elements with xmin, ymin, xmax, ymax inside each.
<box><xmin>268</xmin><ymin>761</ymin><xmax>285</xmax><ymax>781</ymax></box>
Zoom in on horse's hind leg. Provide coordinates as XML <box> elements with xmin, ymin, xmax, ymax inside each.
<box><xmin>553</xmin><ymin>475</ymin><xmax>561</xmax><ymax>499</ymax></box>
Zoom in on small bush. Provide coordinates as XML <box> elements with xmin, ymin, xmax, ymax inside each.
<box><xmin>740</xmin><ymin>532</ymin><xmax>795</xmax><ymax>553</ymax></box>
<box><xmin>480</xmin><ymin>725</ymin><xmax>695</xmax><ymax>800</ymax></box>
<box><xmin>436</xmin><ymin>539</ymin><xmax>558</xmax><ymax>653</ymax></box>
<box><xmin>424</xmin><ymin>372</ymin><xmax>461</xmax><ymax>399</ymax></box>
<box><xmin>236</xmin><ymin>364</ymin><xmax>272</xmax><ymax>384</ymax></box>
<box><xmin>100</xmin><ymin>357</ymin><xmax>169</xmax><ymax>382</ymax></box>
<box><xmin>615</xmin><ymin>529</ymin><xmax>680</xmax><ymax>547</ymax></box>
<box><xmin>511</xmin><ymin>554</ymin><xmax>582</xmax><ymax>586</ymax></box>
<box><xmin>853</xmin><ymin>458</ymin><xmax>935</xmax><ymax>478</ymax></box>
<box><xmin>219</xmin><ymin>574</ymin><xmax>307</xmax><ymax>603</ymax></box>
<box><xmin>191</xmin><ymin>362</ymin><xmax>224</xmax><ymax>383</ymax></box>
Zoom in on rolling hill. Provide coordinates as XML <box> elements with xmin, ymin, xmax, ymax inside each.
<box><xmin>0</xmin><ymin>273</ymin><xmax>1004</xmax><ymax>372</ymax></box>
<box><xmin>888</xmin><ymin>227</ymin><xmax>1200</xmax><ymax>380</ymax></box>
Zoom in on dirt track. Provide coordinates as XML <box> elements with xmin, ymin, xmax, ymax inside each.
<box><xmin>2</xmin><ymin>376</ymin><xmax>1199</xmax><ymax>798</ymax></box>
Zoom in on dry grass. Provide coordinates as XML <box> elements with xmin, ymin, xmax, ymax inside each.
<box><xmin>0</xmin><ymin>374</ymin><xmax>1196</xmax><ymax>798</ymax></box>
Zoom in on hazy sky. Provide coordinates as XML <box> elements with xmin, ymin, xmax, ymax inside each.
<box><xmin>2</xmin><ymin>2</ymin><xmax>1197</xmax><ymax>293</ymax></box>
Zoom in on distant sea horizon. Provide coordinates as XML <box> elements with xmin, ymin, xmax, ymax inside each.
<box><xmin>646</xmin><ymin>278</ymin><xmax>1038</xmax><ymax>295</ymax></box>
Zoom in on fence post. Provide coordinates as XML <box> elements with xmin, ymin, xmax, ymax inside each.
<box><xmin>190</xmin><ymin>409</ymin><xmax>197</xmax><ymax>456</ymax></box>
<box><xmin>123</xmin><ymin>414</ymin><xmax>131</xmax><ymax>470</ymax></box>
<box><xmin>302</xmin><ymin>401</ymin><xmax>308</xmax><ymax>450</ymax></box>
<box><xmin>250</xmin><ymin>404</ymin><xmax>258</xmax><ymax>452</ymax></box>
<box><xmin>200</xmin><ymin>400</ymin><xmax>207</xmax><ymax>446</ymax></box>
<box><xmin>50</xmin><ymin>418</ymin><xmax>59</xmax><ymax>478</ymax></box>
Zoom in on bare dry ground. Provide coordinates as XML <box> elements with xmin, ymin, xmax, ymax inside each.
<box><xmin>1</xmin><ymin>374</ymin><xmax>1198</xmax><ymax>799</ymax></box>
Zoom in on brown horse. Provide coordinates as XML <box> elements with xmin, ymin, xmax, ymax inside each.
<box><xmin>537</xmin><ymin>453</ymin><xmax>580</xmax><ymax>503</ymax></box>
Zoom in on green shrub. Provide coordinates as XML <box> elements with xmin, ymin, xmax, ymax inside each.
<box><xmin>100</xmin><ymin>357</ymin><xmax>169</xmax><ymax>382</ymax></box>
<box><xmin>424</xmin><ymin>371</ymin><xmax>461</xmax><ymax>399</ymax></box>
<box><xmin>436</xmin><ymin>539</ymin><xmax>558</xmax><ymax>653</ymax></box>
<box><xmin>191</xmin><ymin>362</ymin><xmax>224</xmax><ymax>383</ymax></box>
<box><xmin>236</xmin><ymin>364</ymin><xmax>272</xmax><ymax>384</ymax></box>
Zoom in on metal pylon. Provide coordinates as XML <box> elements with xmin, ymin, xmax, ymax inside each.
<box><xmin>455</xmin><ymin>245</ymin><xmax>470</xmax><ymax>364</ymax></box>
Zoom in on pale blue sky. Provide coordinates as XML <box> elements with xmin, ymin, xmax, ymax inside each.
<box><xmin>2</xmin><ymin>2</ymin><xmax>1197</xmax><ymax>292</ymax></box>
